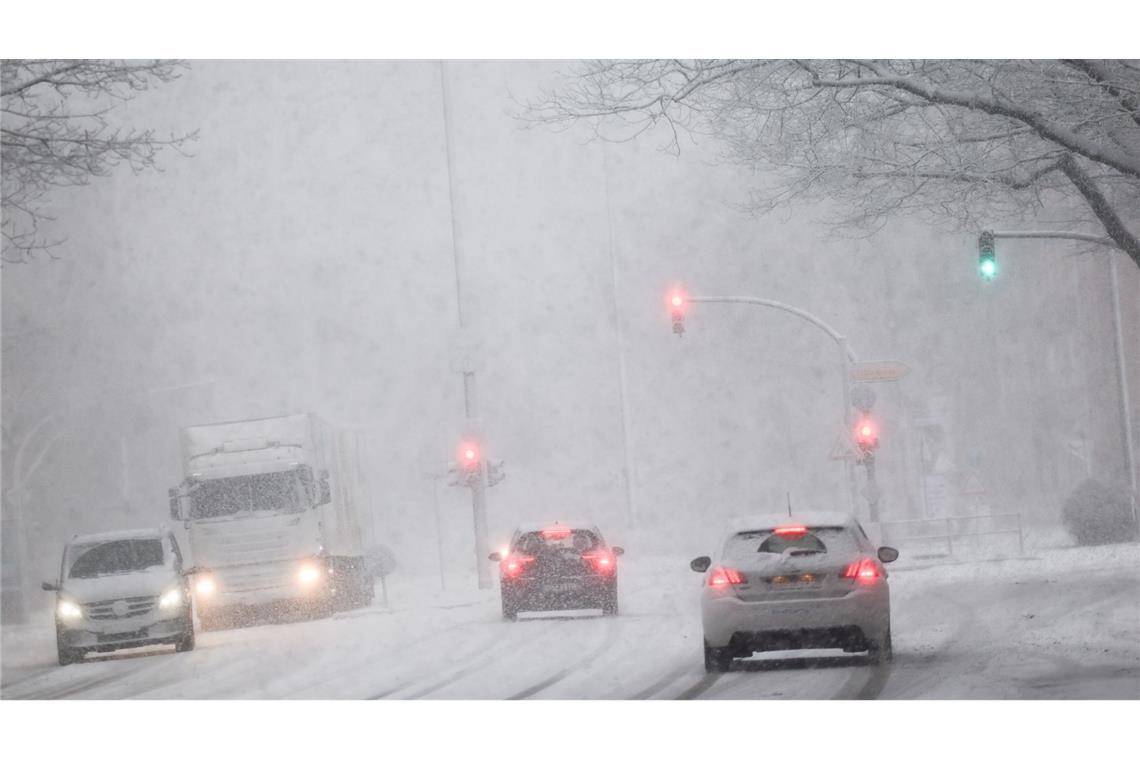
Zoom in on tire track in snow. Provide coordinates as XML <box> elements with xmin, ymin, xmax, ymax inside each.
<box><xmin>289</xmin><ymin>616</ymin><xmax>502</xmax><ymax>699</ymax></box>
<box><xmin>396</xmin><ymin>631</ymin><xmax>538</xmax><ymax>699</ymax></box>
<box><xmin>631</xmin><ymin>662</ymin><xmax>694</xmax><ymax>699</ymax></box>
<box><xmin>16</xmin><ymin>660</ymin><xmax>159</xmax><ymax>700</ymax></box>
<box><xmin>830</xmin><ymin>660</ymin><xmax>891</xmax><ymax>700</ymax></box>
<box><xmin>507</xmin><ymin>616</ymin><xmax>621</xmax><ymax>700</ymax></box>
<box><xmin>371</xmin><ymin>620</ymin><xmax>562</xmax><ymax>699</ymax></box>
<box><xmin>674</xmin><ymin>672</ymin><xmax>721</xmax><ymax>700</ymax></box>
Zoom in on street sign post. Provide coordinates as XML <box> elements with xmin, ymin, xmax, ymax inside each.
<box><xmin>851</xmin><ymin>385</ymin><xmax>877</xmax><ymax>413</ymax></box>
<box><xmin>850</xmin><ymin>360</ymin><xmax>911</xmax><ymax>384</ymax></box>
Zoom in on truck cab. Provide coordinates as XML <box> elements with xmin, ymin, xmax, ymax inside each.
<box><xmin>170</xmin><ymin>415</ymin><xmax>373</xmax><ymax>629</ymax></box>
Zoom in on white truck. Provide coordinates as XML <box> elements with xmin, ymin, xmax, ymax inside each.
<box><xmin>169</xmin><ymin>413</ymin><xmax>374</xmax><ymax>629</ymax></box>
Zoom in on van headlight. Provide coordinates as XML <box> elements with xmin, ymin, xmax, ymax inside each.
<box><xmin>57</xmin><ymin>599</ymin><xmax>83</xmax><ymax>622</ymax></box>
<box><xmin>297</xmin><ymin>561</ymin><xmax>323</xmax><ymax>587</ymax></box>
<box><xmin>159</xmin><ymin>588</ymin><xmax>184</xmax><ymax>609</ymax></box>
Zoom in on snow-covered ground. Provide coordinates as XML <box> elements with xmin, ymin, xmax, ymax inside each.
<box><xmin>3</xmin><ymin>537</ymin><xmax>1137</xmax><ymax>699</ymax></box>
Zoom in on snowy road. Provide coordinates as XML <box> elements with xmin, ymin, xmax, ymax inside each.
<box><xmin>3</xmin><ymin>542</ymin><xmax>1137</xmax><ymax>699</ymax></box>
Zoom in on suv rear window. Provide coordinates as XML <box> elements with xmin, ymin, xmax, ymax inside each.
<box><xmin>722</xmin><ymin>527</ymin><xmax>859</xmax><ymax>561</ymax></box>
<box><xmin>515</xmin><ymin>529</ymin><xmax>599</xmax><ymax>555</ymax></box>
<box><xmin>68</xmin><ymin>539</ymin><xmax>166</xmax><ymax>579</ymax></box>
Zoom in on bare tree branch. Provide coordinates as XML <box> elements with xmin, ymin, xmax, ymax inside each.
<box><xmin>1</xmin><ymin>59</ymin><xmax>197</xmax><ymax>262</ymax></box>
<box><xmin>530</xmin><ymin>59</ymin><xmax>1140</xmax><ymax>270</ymax></box>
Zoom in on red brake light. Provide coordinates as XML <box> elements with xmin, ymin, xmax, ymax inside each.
<box><xmin>707</xmin><ymin>566</ymin><xmax>745</xmax><ymax>587</ymax></box>
<box><xmin>774</xmin><ymin>525</ymin><xmax>808</xmax><ymax>535</ymax></box>
<box><xmin>541</xmin><ymin>527</ymin><xmax>571</xmax><ymax>540</ymax></box>
<box><xmin>842</xmin><ymin>558</ymin><xmax>883</xmax><ymax>583</ymax></box>
<box><xmin>582</xmin><ymin>550</ymin><xmax>616</xmax><ymax>574</ymax></box>
<box><xmin>502</xmin><ymin>554</ymin><xmax>535</xmax><ymax>577</ymax></box>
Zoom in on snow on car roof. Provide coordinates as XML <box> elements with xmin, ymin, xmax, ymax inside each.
<box><xmin>725</xmin><ymin>511</ymin><xmax>858</xmax><ymax>534</ymax></box>
<box><xmin>513</xmin><ymin>520</ymin><xmax>600</xmax><ymax>534</ymax></box>
<box><xmin>68</xmin><ymin>527</ymin><xmax>167</xmax><ymax>546</ymax></box>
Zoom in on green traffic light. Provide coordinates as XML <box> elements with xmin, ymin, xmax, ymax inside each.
<box><xmin>979</xmin><ymin>256</ymin><xmax>997</xmax><ymax>280</ymax></box>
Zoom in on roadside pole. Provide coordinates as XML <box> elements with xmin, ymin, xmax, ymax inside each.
<box><xmin>838</xmin><ymin>337</ymin><xmax>859</xmax><ymax>517</ymax></box>
<box><xmin>440</xmin><ymin>60</ymin><xmax>491</xmax><ymax>589</ymax></box>
<box><xmin>427</xmin><ymin>471</ymin><xmax>447</xmax><ymax>591</ymax></box>
<box><xmin>1109</xmin><ymin>252</ymin><xmax>1138</xmax><ymax>524</ymax></box>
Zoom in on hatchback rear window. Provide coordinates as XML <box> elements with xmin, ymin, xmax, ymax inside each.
<box><xmin>722</xmin><ymin>527</ymin><xmax>859</xmax><ymax>561</ymax></box>
<box><xmin>515</xmin><ymin>529</ymin><xmax>599</xmax><ymax>554</ymax></box>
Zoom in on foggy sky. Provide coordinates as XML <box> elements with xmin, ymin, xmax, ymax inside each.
<box><xmin>3</xmin><ymin>60</ymin><xmax>1138</xmax><ymax>595</ymax></box>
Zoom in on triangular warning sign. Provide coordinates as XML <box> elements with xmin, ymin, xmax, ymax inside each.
<box><xmin>962</xmin><ymin>473</ymin><xmax>986</xmax><ymax>495</ymax></box>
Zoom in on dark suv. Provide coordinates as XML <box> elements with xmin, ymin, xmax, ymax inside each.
<box><xmin>489</xmin><ymin>523</ymin><xmax>624</xmax><ymax>620</ymax></box>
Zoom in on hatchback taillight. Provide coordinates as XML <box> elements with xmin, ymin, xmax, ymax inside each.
<box><xmin>842</xmin><ymin>558</ymin><xmax>883</xmax><ymax>583</ymax></box>
<box><xmin>501</xmin><ymin>554</ymin><xmax>535</xmax><ymax>578</ymax></box>
<box><xmin>707</xmin><ymin>566</ymin><xmax>745</xmax><ymax>587</ymax></box>
<box><xmin>582</xmin><ymin>550</ymin><xmax>616</xmax><ymax>574</ymax></box>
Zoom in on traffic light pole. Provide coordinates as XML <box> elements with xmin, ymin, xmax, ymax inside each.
<box><xmin>686</xmin><ymin>296</ymin><xmax>864</xmax><ymax>519</ymax></box>
<box><xmin>986</xmin><ymin>230</ymin><xmax>1138</xmax><ymax>526</ymax></box>
<box><xmin>441</xmin><ymin>61</ymin><xmax>492</xmax><ymax>590</ymax></box>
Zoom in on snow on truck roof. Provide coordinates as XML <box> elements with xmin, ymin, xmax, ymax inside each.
<box><xmin>68</xmin><ymin>527</ymin><xmax>168</xmax><ymax>546</ymax></box>
<box><xmin>725</xmin><ymin>511</ymin><xmax>859</xmax><ymax>534</ymax></box>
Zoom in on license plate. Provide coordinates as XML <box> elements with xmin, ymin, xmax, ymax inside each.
<box><xmin>547</xmin><ymin>583</ymin><xmax>579</xmax><ymax>593</ymax></box>
<box><xmin>769</xmin><ymin>574</ymin><xmax>822</xmax><ymax>588</ymax></box>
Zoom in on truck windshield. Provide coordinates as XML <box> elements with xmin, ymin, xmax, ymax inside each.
<box><xmin>68</xmin><ymin>539</ymin><xmax>165</xmax><ymax>579</ymax></box>
<box><xmin>189</xmin><ymin>471</ymin><xmax>305</xmax><ymax>519</ymax></box>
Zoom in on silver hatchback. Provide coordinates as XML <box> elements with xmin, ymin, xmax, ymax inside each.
<box><xmin>691</xmin><ymin>512</ymin><xmax>899</xmax><ymax>672</ymax></box>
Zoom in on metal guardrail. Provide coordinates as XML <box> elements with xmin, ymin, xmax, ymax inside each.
<box><xmin>880</xmin><ymin>512</ymin><xmax>1024</xmax><ymax>556</ymax></box>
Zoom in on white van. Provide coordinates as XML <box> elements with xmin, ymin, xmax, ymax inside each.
<box><xmin>43</xmin><ymin>528</ymin><xmax>195</xmax><ymax>665</ymax></box>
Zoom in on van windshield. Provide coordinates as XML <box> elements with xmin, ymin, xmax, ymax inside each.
<box><xmin>68</xmin><ymin>539</ymin><xmax>165</xmax><ymax>579</ymax></box>
<box><xmin>189</xmin><ymin>471</ymin><xmax>305</xmax><ymax>519</ymax></box>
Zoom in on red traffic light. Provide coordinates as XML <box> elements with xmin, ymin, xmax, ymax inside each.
<box><xmin>667</xmin><ymin>288</ymin><xmax>687</xmax><ymax>336</ymax></box>
<box><xmin>853</xmin><ymin>416</ymin><xmax>879</xmax><ymax>451</ymax></box>
<box><xmin>666</xmin><ymin>289</ymin><xmax>687</xmax><ymax>315</ymax></box>
<box><xmin>458</xmin><ymin>440</ymin><xmax>481</xmax><ymax>470</ymax></box>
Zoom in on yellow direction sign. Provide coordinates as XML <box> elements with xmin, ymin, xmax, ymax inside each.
<box><xmin>850</xmin><ymin>360</ymin><xmax>910</xmax><ymax>384</ymax></box>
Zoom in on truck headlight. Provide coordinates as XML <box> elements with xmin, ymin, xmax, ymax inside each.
<box><xmin>195</xmin><ymin>576</ymin><xmax>216</xmax><ymax>597</ymax></box>
<box><xmin>159</xmin><ymin>588</ymin><xmax>184</xmax><ymax>609</ymax></box>
<box><xmin>57</xmin><ymin>599</ymin><xmax>83</xmax><ymax>622</ymax></box>
<box><xmin>297</xmin><ymin>561</ymin><xmax>323</xmax><ymax>587</ymax></box>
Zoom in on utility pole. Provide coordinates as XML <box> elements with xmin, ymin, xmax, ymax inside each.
<box><xmin>600</xmin><ymin>145</ymin><xmax>637</xmax><ymax>528</ymax></box>
<box><xmin>439</xmin><ymin>60</ymin><xmax>491</xmax><ymax>589</ymax></box>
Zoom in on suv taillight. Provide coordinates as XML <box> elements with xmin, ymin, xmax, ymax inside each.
<box><xmin>842</xmin><ymin>558</ymin><xmax>883</xmax><ymax>583</ymax></box>
<box><xmin>707</xmin><ymin>567</ymin><xmax>745</xmax><ymax>587</ymax></box>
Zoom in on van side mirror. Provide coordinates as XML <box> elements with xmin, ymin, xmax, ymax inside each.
<box><xmin>877</xmin><ymin>546</ymin><xmax>899</xmax><ymax>563</ymax></box>
<box><xmin>611</xmin><ymin>546</ymin><xmax>625</xmax><ymax>557</ymax></box>
<box><xmin>42</xmin><ymin>581</ymin><xmax>59</xmax><ymax>591</ymax></box>
<box><xmin>690</xmin><ymin>556</ymin><xmax>711</xmax><ymax>573</ymax></box>
<box><xmin>488</xmin><ymin>552</ymin><xmax>502</xmax><ymax>562</ymax></box>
